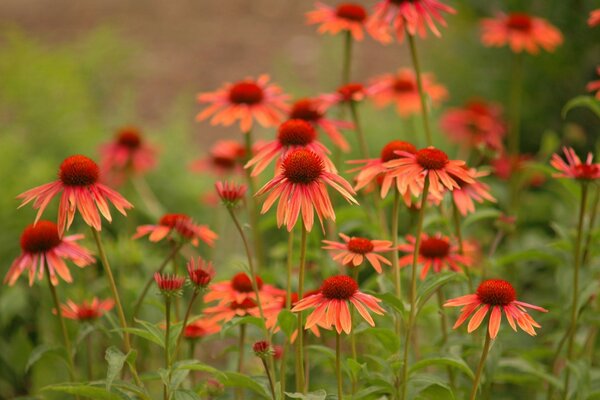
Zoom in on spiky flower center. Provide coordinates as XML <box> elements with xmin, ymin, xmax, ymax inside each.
<box><xmin>289</xmin><ymin>99</ymin><xmax>323</xmax><ymax>122</ymax></box>
<box><xmin>230</xmin><ymin>298</ymin><xmax>257</xmax><ymax>310</ymax></box>
<box><xmin>321</xmin><ymin>275</ymin><xmax>358</xmax><ymax>300</ymax></box>
<box><xmin>116</xmin><ymin>128</ymin><xmax>142</xmax><ymax>149</ymax></box>
<box><xmin>231</xmin><ymin>272</ymin><xmax>263</xmax><ymax>292</ymax></box>
<box><xmin>416</xmin><ymin>148</ymin><xmax>449</xmax><ymax>170</ymax></box>
<box><xmin>228</xmin><ymin>82</ymin><xmax>264</xmax><ymax>105</ymax></box>
<box><xmin>380</xmin><ymin>140</ymin><xmax>417</xmax><ymax>162</ymax></box>
<box><xmin>335</xmin><ymin>3</ymin><xmax>367</xmax><ymax>22</ymax></box>
<box><xmin>20</xmin><ymin>221</ymin><xmax>62</xmax><ymax>254</ymax></box>
<box><xmin>393</xmin><ymin>78</ymin><xmax>416</xmax><ymax>93</ymax></box>
<box><xmin>347</xmin><ymin>237</ymin><xmax>374</xmax><ymax>254</ymax></box>
<box><xmin>281</xmin><ymin>149</ymin><xmax>324</xmax><ymax>184</ymax></box>
<box><xmin>278</xmin><ymin>119</ymin><xmax>317</xmax><ymax>146</ymax></box>
<box><xmin>419</xmin><ymin>237</ymin><xmax>450</xmax><ymax>259</ymax></box>
<box><xmin>59</xmin><ymin>155</ymin><xmax>100</xmax><ymax>186</ymax></box>
<box><xmin>506</xmin><ymin>13</ymin><xmax>533</xmax><ymax>31</ymax></box>
<box><xmin>574</xmin><ymin>164</ymin><xmax>600</xmax><ymax>180</ymax></box>
<box><xmin>476</xmin><ymin>279</ymin><xmax>516</xmax><ymax>306</ymax></box>
<box><xmin>337</xmin><ymin>83</ymin><xmax>364</xmax><ymax>101</ymax></box>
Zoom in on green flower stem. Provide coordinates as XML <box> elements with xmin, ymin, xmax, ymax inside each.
<box><xmin>349</xmin><ymin>100</ymin><xmax>369</xmax><ymax>159</ymax></box>
<box><xmin>243</xmin><ymin>129</ymin><xmax>266</xmax><ymax>270</ymax></box>
<box><xmin>350</xmin><ymin>268</ymin><xmax>359</xmax><ymax>394</ymax></box>
<box><xmin>400</xmin><ymin>177</ymin><xmax>430</xmax><ymax>400</ymax></box>
<box><xmin>261</xmin><ymin>357</ymin><xmax>277</xmax><ymax>400</ymax></box>
<box><xmin>391</xmin><ymin>190</ymin><xmax>403</xmax><ymax>336</ymax></box>
<box><xmin>173</xmin><ymin>288</ymin><xmax>201</xmax><ymax>360</ymax></box>
<box><xmin>279</xmin><ymin>230</ymin><xmax>294</xmax><ymax>398</ymax></box>
<box><xmin>342</xmin><ymin>30</ymin><xmax>353</xmax><ymax>85</ymax></box>
<box><xmin>163</xmin><ymin>296</ymin><xmax>172</xmax><ymax>400</ymax></box>
<box><xmin>131</xmin><ymin>175</ymin><xmax>165</xmax><ymax>219</ymax></box>
<box><xmin>470</xmin><ymin>332</ymin><xmax>492</xmax><ymax>400</ymax></box>
<box><xmin>407</xmin><ymin>33</ymin><xmax>432</xmax><ymax>147</ymax></box>
<box><xmin>296</xmin><ymin>227</ymin><xmax>308</xmax><ymax>393</ymax></box>
<box><xmin>508</xmin><ymin>53</ymin><xmax>524</xmax><ymax>213</ymax></box>
<box><xmin>452</xmin><ymin>201</ymin><xmax>473</xmax><ymax>292</ymax></box>
<box><xmin>336</xmin><ymin>333</ymin><xmax>344</xmax><ymax>400</ymax></box>
<box><xmin>237</xmin><ymin>323</ymin><xmax>246</xmax><ymax>400</ymax></box>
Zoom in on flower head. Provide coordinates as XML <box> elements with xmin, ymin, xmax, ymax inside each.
<box><xmin>184</xmin><ymin>317</ymin><xmax>221</xmax><ymax>339</ymax></box>
<box><xmin>134</xmin><ymin>213</ymin><xmax>217</xmax><ymax>247</ymax></box>
<box><xmin>292</xmin><ymin>275</ymin><xmax>385</xmax><ymax>334</ymax></box>
<box><xmin>587</xmin><ymin>66</ymin><xmax>600</xmax><ymax>100</ymax></box>
<box><xmin>256</xmin><ymin>148</ymin><xmax>358</xmax><ymax>232</ymax></box>
<box><xmin>369</xmin><ymin>69</ymin><xmax>448</xmax><ymax>117</ymax></box>
<box><xmin>589</xmin><ymin>9</ymin><xmax>600</xmax><ymax>27</ymax></box>
<box><xmin>367</xmin><ymin>0</ymin><xmax>456</xmax><ymax>43</ymax></box>
<box><xmin>480</xmin><ymin>13</ymin><xmax>563</xmax><ymax>54</ymax></box>
<box><xmin>187</xmin><ymin>257</ymin><xmax>215</xmax><ymax>288</ymax></box>
<box><xmin>4</xmin><ymin>221</ymin><xmax>95</xmax><ymax>286</ymax></box>
<box><xmin>154</xmin><ymin>272</ymin><xmax>185</xmax><ymax>296</ymax></box>
<box><xmin>448</xmin><ymin>168</ymin><xmax>496</xmax><ymax>216</ymax></box>
<box><xmin>319</xmin><ymin>82</ymin><xmax>378</xmax><ymax>109</ymax></box>
<box><xmin>58</xmin><ymin>298</ymin><xmax>115</xmax><ymax>321</ymax></box>
<box><xmin>444</xmin><ymin>279</ymin><xmax>548</xmax><ymax>338</ymax></box>
<box><xmin>322</xmin><ymin>233</ymin><xmax>398</xmax><ymax>273</ymax></box>
<box><xmin>399</xmin><ymin>233</ymin><xmax>470</xmax><ymax>279</ymax></box>
<box><xmin>551</xmin><ymin>147</ymin><xmax>600</xmax><ymax>181</ymax></box>
<box><xmin>190</xmin><ymin>140</ymin><xmax>247</xmax><ymax>176</ymax></box>
<box><xmin>307</xmin><ymin>2</ymin><xmax>377</xmax><ymax>41</ymax></box>
<box><xmin>204</xmin><ymin>272</ymin><xmax>284</xmax><ymax>307</ymax></box>
<box><xmin>17</xmin><ymin>155</ymin><xmax>133</xmax><ymax>236</ymax></box>
<box><xmin>215</xmin><ymin>181</ymin><xmax>247</xmax><ymax>207</ymax></box>
<box><xmin>252</xmin><ymin>340</ymin><xmax>275</xmax><ymax>358</ymax></box>
<box><xmin>196</xmin><ymin>75</ymin><xmax>289</xmax><ymax>133</ymax></box>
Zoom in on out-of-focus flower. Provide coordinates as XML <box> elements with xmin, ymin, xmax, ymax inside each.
<box><xmin>215</xmin><ymin>181</ymin><xmax>247</xmax><ymax>207</ymax></box>
<box><xmin>491</xmin><ymin>153</ymin><xmax>528</xmax><ymax>181</ymax></box>
<box><xmin>306</xmin><ymin>2</ymin><xmax>379</xmax><ymax>41</ymax></box>
<box><xmin>444</xmin><ymin>279</ymin><xmax>548</xmax><ymax>339</ymax></box>
<box><xmin>17</xmin><ymin>155</ymin><xmax>133</xmax><ymax>236</ymax></box>
<box><xmin>448</xmin><ymin>168</ymin><xmax>496</xmax><ymax>216</ymax></box>
<box><xmin>134</xmin><ymin>213</ymin><xmax>217</xmax><ymax>247</ymax></box>
<box><xmin>319</xmin><ymin>82</ymin><xmax>378</xmax><ymax>109</ymax></box>
<box><xmin>4</xmin><ymin>221</ymin><xmax>94</xmax><ymax>286</ymax></box>
<box><xmin>480</xmin><ymin>13</ymin><xmax>563</xmax><ymax>54</ymax></box>
<box><xmin>187</xmin><ymin>257</ymin><xmax>215</xmax><ymax>289</ymax></box>
<box><xmin>292</xmin><ymin>275</ymin><xmax>385</xmax><ymax>334</ymax></box>
<box><xmin>252</xmin><ymin>340</ymin><xmax>275</xmax><ymax>358</ymax></box>
<box><xmin>184</xmin><ymin>317</ymin><xmax>221</xmax><ymax>339</ymax></box>
<box><xmin>322</xmin><ymin>233</ymin><xmax>397</xmax><ymax>273</ymax></box>
<box><xmin>589</xmin><ymin>9</ymin><xmax>600</xmax><ymax>27</ymax></box>
<box><xmin>256</xmin><ymin>149</ymin><xmax>358</xmax><ymax>232</ymax></box>
<box><xmin>196</xmin><ymin>75</ymin><xmax>289</xmax><ymax>133</ymax></box>
<box><xmin>551</xmin><ymin>146</ymin><xmax>600</xmax><ymax>181</ymax></box>
<box><xmin>190</xmin><ymin>140</ymin><xmax>247</xmax><ymax>176</ymax></box>
<box><xmin>204</xmin><ymin>272</ymin><xmax>284</xmax><ymax>307</ymax></box>
<box><xmin>57</xmin><ymin>298</ymin><xmax>115</xmax><ymax>321</ymax></box>
<box><xmin>369</xmin><ymin>69</ymin><xmax>448</xmax><ymax>117</ymax></box>
<box><xmin>586</xmin><ymin>67</ymin><xmax>600</xmax><ymax>100</ymax></box>
<box><xmin>154</xmin><ymin>273</ymin><xmax>185</xmax><ymax>296</ymax></box>
<box><xmin>399</xmin><ymin>233</ymin><xmax>470</xmax><ymax>279</ymax></box>
<box><xmin>204</xmin><ymin>298</ymin><xmax>260</xmax><ymax>322</ymax></box>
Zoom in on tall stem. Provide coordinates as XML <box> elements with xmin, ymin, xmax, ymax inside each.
<box><xmin>131</xmin><ymin>175</ymin><xmax>164</xmax><ymax>219</ymax></box>
<box><xmin>349</xmin><ymin>101</ymin><xmax>369</xmax><ymax>158</ymax></box>
<box><xmin>280</xmin><ymin>231</ymin><xmax>294</xmax><ymax>399</ymax></box>
<box><xmin>243</xmin><ymin>130</ymin><xmax>265</xmax><ymax>269</ymax></box>
<box><xmin>508</xmin><ymin>53</ymin><xmax>524</xmax><ymax>213</ymax></box>
<box><xmin>400</xmin><ymin>178</ymin><xmax>430</xmax><ymax>400</ymax></box>
<box><xmin>336</xmin><ymin>333</ymin><xmax>344</xmax><ymax>400</ymax></box>
<box><xmin>341</xmin><ymin>30</ymin><xmax>353</xmax><ymax>85</ymax></box>
<box><xmin>563</xmin><ymin>183</ymin><xmax>589</xmax><ymax>399</ymax></box>
<box><xmin>391</xmin><ymin>190</ymin><xmax>402</xmax><ymax>335</ymax></box>
<box><xmin>452</xmin><ymin>201</ymin><xmax>473</xmax><ymax>292</ymax></box>
<box><xmin>407</xmin><ymin>33</ymin><xmax>432</xmax><ymax>147</ymax></box>
<box><xmin>174</xmin><ymin>289</ymin><xmax>200</xmax><ymax>360</ymax></box>
<box><xmin>261</xmin><ymin>358</ymin><xmax>277</xmax><ymax>400</ymax></box>
<box><xmin>237</xmin><ymin>324</ymin><xmax>246</xmax><ymax>400</ymax></box>
<box><xmin>582</xmin><ymin>185</ymin><xmax>600</xmax><ymax>266</ymax></box>
<box><xmin>163</xmin><ymin>297</ymin><xmax>172</xmax><ymax>400</ymax></box>
<box><xmin>296</xmin><ymin>227</ymin><xmax>308</xmax><ymax>393</ymax></box>
<box><xmin>470</xmin><ymin>333</ymin><xmax>492</xmax><ymax>400</ymax></box>
<box><xmin>86</xmin><ymin>332</ymin><xmax>94</xmax><ymax>381</ymax></box>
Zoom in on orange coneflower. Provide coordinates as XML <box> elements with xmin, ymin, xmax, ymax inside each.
<box><xmin>204</xmin><ymin>272</ymin><xmax>284</xmax><ymax>307</ymax></box>
<box><xmin>587</xmin><ymin>67</ymin><xmax>600</xmax><ymax>100</ymax></box>
<box><xmin>58</xmin><ymin>298</ymin><xmax>115</xmax><ymax>321</ymax></box>
<box><xmin>318</xmin><ymin>82</ymin><xmax>378</xmax><ymax>109</ymax></box>
<box><xmin>444</xmin><ymin>279</ymin><xmax>547</xmax><ymax>339</ymax></box>
<box><xmin>306</xmin><ymin>2</ymin><xmax>378</xmax><ymax>41</ymax></box>
<box><xmin>133</xmin><ymin>213</ymin><xmax>217</xmax><ymax>247</ymax></box>
<box><xmin>448</xmin><ymin>168</ymin><xmax>496</xmax><ymax>216</ymax></box>
<box><xmin>551</xmin><ymin>147</ymin><xmax>600</xmax><ymax>181</ymax></box>
<box><xmin>196</xmin><ymin>75</ymin><xmax>289</xmax><ymax>133</ymax></box>
<box><xmin>589</xmin><ymin>9</ymin><xmax>600</xmax><ymax>27</ymax></box>
<box><xmin>480</xmin><ymin>12</ymin><xmax>563</xmax><ymax>54</ymax></box>
<box><xmin>398</xmin><ymin>233</ymin><xmax>470</xmax><ymax>279</ymax></box>
<box><xmin>190</xmin><ymin>140</ymin><xmax>247</xmax><ymax>176</ymax></box>
<box><xmin>17</xmin><ymin>155</ymin><xmax>133</xmax><ymax>236</ymax></box>
<box><xmin>256</xmin><ymin>148</ymin><xmax>358</xmax><ymax>232</ymax></box>
<box><xmin>4</xmin><ymin>221</ymin><xmax>95</xmax><ymax>286</ymax></box>
<box><xmin>292</xmin><ymin>275</ymin><xmax>385</xmax><ymax>334</ymax></box>
<box><xmin>322</xmin><ymin>233</ymin><xmax>398</xmax><ymax>273</ymax></box>
<box><xmin>183</xmin><ymin>317</ymin><xmax>221</xmax><ymax>339</ymax></box>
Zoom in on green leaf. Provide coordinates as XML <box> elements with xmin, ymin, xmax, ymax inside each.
<box><xmin>498</xmin><ymin>358</ymin><xmax>563</xmax><ymax>389</ymax></box>
<box><xmin>43</xmin><ymin>383</ymin><xmax>121</xmax><ymax>400</ymax></box>
<box><xmin>25</xmin><ymin>344</ymin><xmax>66</xmax><ymax>373</ymax></box>
<box><xmin>461</xmin><ymin>208</ymin><xmax>501</xmax><ymax>230</ymax></box>
<box><xmin>105</xmin><ymin>346</ymin><xmax>136</xmax><ymax>391</ymax></box>
<box><xmin>409</xmin><ymin>373</ymin><xmax>453</xmax><ymax>399</ymax></box>
<box><xmin>221</xmin><ymin>372</ymin><xmax>270</xmax><ymax>399</ymax></box>
<box><xmin>562</xmin><ymin>95</ymin><xmax>600</xmax><ymax>119</ymax></box>
<box><xmin>494</xmin><ymin>249</ymin><xmax>560</xmax><ymax>267</ymax></box>
<box><xmin>409</xmin><ymin>356</ymin><xmax>474</xmax><ymax>380</ymax></box>
<box><xmin>416</xmin><ymin>272</ymin><xmax>465</xmax><ymax>311</ymax></box>
<box><xmin>220</xmin><ymin>316</ymin><xmax>265</xmax><ymax>337</ymax></box>
<box><xmin>359</xmin><ymin>328</ymin><xmax>400</xmax><ymax>352</ymax></box>
<box><xmin>121</xmin><ymin>327</ymin><xmax>164</xmax><ymax>347</ymax></box>
<box><xmin>371</xmin><ymin>291</ymin><xmax>407</xmax><ymax>318</ymax></box>
<box><xmin>306</xmin><ymin>345</ymin><xmax>335</xmax><ymax>361</ymax></box>
<box><xmin>172</xmin><ymin>389</ymin><xmax>202</xmax><ymax>400</ymax></box>
<box><xmin>346</xmin><ymin>358</ymin><xmax>365</xmax><ymax>382</ymax></box>
<box><xmin>285</xmin><ymin>389</ymin><xmax>327</xmax><ymax>399</ymax></box>
<box><xmin>173</xmin><ymin>359</ymin><xmax>226</xmax><ymax>378</ymax></box>
<box><xmin>351</xmin><ymin>385</ymin><xmax>390</xmax><ymax>399</ymax></box>
<box><xmin>277</xmin><ymin>309</ymin><xmax>297</xmax><ymax>338</ymax></box>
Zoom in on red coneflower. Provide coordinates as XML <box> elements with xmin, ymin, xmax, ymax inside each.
<box><xmin>58</xmin><ymin>298</ymin><xmax>115</xmax><ymax>321</ymax></box>
<box><xmin>187</xmin><ymin>257</ymin><xmax>215</xmax><ymax>289</ymax></box>
<box><xmin>204</xmin><ymin>298</ymin><xmax>261</xmax><ymax>322</ymax></box>
<box><xmin>587</xmin><ymin>67</ymin><xmax>600</xmax><ymax>100</ymax></box>
<box><xmin>190</xmin><ymin>140</ymin><xmax>247</xmax><ymax>176</ymax></box>
<box><xmin>292</xmin><ymin>275</ymin><xmax>385</xmax><ymax>334</ymax></box>
<box><xmin>440</xmin><ymin>100</ymin><xmax>506</xmax><ymax>152</ymax></box>
<box><xmin>322</xmin><ymin>233</ymin><xmax>398</xmax><ymax>273</ymax></box>
<box><xmin>256</xmin><ymin>148</ymin><xmax>358</xmax><ymax>232</ymax></box>
<box><xmin>589</xmin><ymin>9</ymin><xmax>600</xmax><ymax>27</ymax></box>
<box><xmin>385</xmin><ymin>146</ymin><xmax>474</xmax><ymax>199</ymax></box>
<box><xmin>367</xmin><ymin>0</ymin><xmax>456</xmax><ymax>43</ymax></box>
<box><xmin>369</xmin><ymin>69</ymin><xmax>448</xmax><ymax>117</ymax></box>
<box><xmin>183</xmin><ymin>317</ymin><xmax>221</xmax><ymax>339</ymax></box>
<box><xmin>444</xmin><ymin>279</ymin><xmax>548</xmax><ymax>338</ymax></box>
<box><xmin>154</xmin><ymin>273</ymin><xmax>185</xmax><ymax>295</ymax></box>
<box><xmin>551</xmin><ymin>147</ymin><xmax>600</xmax><ymax>181</ymax></box>
<box><xmin>245</xmin><ymin>119</ymin><xmax>332</xmax><ymax>177</ymax></box>
<box><xmin>4</xmin><ymin>221</ymin><xmax>95</xmax><ymax>286</ymax></box>
<box><xmin>448</xmin><ymin>168</ymin><xmax>496</xmax><ymax>216</ymax></box>
<box><xmin>17</xmin><ymin>155</ymin><xmax>133</xmax><ymax>236</ymax></box>
<box><xmin>289</xmin><ymin>98</ymin><xmax>353</xmax><ymax>152</ymax></box>
<box><xmin>133</xmin><ymin>213</ymin><xmax>217</xmax><ymax>247</ymax></box>
<box><xmin>204</xmin><ymin>272</ymin><xmax>284</xmax><ymax>307</ymax></box>
<box><xmin>100</xmin><ymin>126</ymin><xmax>157</xmax><ymax>185</ymax></box>
<box><xmin>306</xmin><ymin>2</ymin><xmax>377</xmax><ymax>41</ymax></box>
<box><xmin>196</xmin><ymin>75</ymin><xmax>289</xmax><ymax>133</ymax></box>
<box><xmin>398</xmin><ymin>233</ymin><xmax>470</xmax><ymax>279</ymax></box>
<box><xmin>480</xmin><ymin>13</ymin><xmax>563</xmax><ymax>54</ymax></box>
<box><xmin>318</xmin><ymin>82</ymin><xmax>378</xmax><ymax>109</ymax></box>
<box><xmin>215</xmin><ymin>181</ymin><xmax>247</xmax><ymax>207</ymax></box>
<box><xmin>252</xmin><ymin>340</ymin><xmax>275</xmax><ymax>358</ymax></box>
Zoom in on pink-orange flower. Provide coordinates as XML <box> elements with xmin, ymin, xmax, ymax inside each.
<box><xmin>440</xmin><ymin>100</ymin><xmax>506</xmax><ymax>152</ymax></box>
<box><xmin>133</xmin><ymin>213</ymin><xmax>217</xmax><ymax>247</ymax></box>
<box><xmin>4</xmin><ymin>221</ymin><xmax>94</xmax><ymax>286</ymax></box>
<box><xmin>58</xmin><ymin>298</ymin><xmax>115</xmax><ymax>321</ymax></box>
<box><xmin>245</xmin><ymin>119</ymin><xmax>332</xmax><ymax>177</ymax></box>
<box><xmin>187</xmin><ymin>257</ymin><xmax>215</xmax><ymax>289</ymax></box>
<box><xmin>289</xmin><ymin>98</ymin><xmax>353</xmax><ymax>152</ymax></box>
<box><xmin>256</xmin><ymin>148</ymin><xmax>358</xmax><ymax>232</ymax></box>
<box><xmin>385</xmin><ymin>146</ymin><xmax>474</xmax><ymax>199</ymax></box>
<box><xmin>100</xmin><ymin>126</ymin><xmax>156</xmax><ymax>185</ymax></box>
<box><xmin>349</xmin><ymin>140</ymin><xmax>417</xmax><ymax>199</ymax></box>
<box><xmin>444</xmin><ymin>279</ymin><xmax>548</xmax><ymax>339</ymax></box>
<box><xmin>204</xmin><ymin>272</ymin><xmax>284</xmax><ymax>307</ymax></box>
<box><xmin>491</xmin><ymin>153</ymin><xmax>528</xmax><ymax>181</ymax></box>
<box><xmin>215</xmin><ymin>181</ymin><xmax>247</xmax><ymax>207</ymax></box>
<box><xmin>17</xmin><ymin>155</ymin><xmax>133</xmax><ymax>236</ymax></box>
<box><xmin>183</xmin><ymin>317</ymin><xmax>221</xmax><ymax>339</ymax></box>
<box><xmin>262</xmin><ymin>292</ymin><xmax>322</xmax><ymax>340</ymax></box>
<box><xmin>589</xmin><ymin>9</ymin><xmax>600</xmax><ymax>27</ymax></box>
<box><xmin>322</xmin><ymin>233</ymin><xmax>398</xmax><ymax>273</ymax></box>
<box><xmin>369</xmin><ymin>69</ymin><xmax>448</xmax><ymax>117</ymax></box>
<box><xmin>448</xmin><ymin>168</ymin><xmax>496</xmax><ymax>216</ymax></box>
<box><xmin>307</xmin><ymin>2</ymin><xmax>373</xmax><ymax>41</ymax></box>
<box><xmin>399</xmin><ymin>233</ymin><xmax>469</xmax><ymax>279</ymax></box>
<box><xmin>551</xmin><ymin>146</ymin><xmax>600</xmax><ymax>181</ymax></box>
<box><xmin>292</xmin><ymin>275</ymin><xmax>385</xmax><ymax>334</ymax></box>
<box><xmin>480</xmin><ymin>13</ymin><xmax>563</xmax><ymax>54</ymax></box>
<box><xmin>367</xmin><ymin>0</ymin><xmax>456</xmax><ymax>43</ymax></box>
<box><xmin>154</xmin><ymin>273</ymin><xmax>185</xmax><ymax>296</ymax></box>
<box><xmin>204</xmin><ymin>298</ymin><xmax>260</xmax><ymax>322</ymax></box>
<box><xmin>587</xmin><ymin>67</ymin><xmax>600</xmax><ymax>100</ymax></box>
<box><xmin>196</xmin><ymin>75</ymin><xmax>289</xmax><ymax>133</ymax></box>
<box><xmin>319</xmin><ymin>82</ymin><xmax>377</xmax><ymax>109</ymax></box>
<box><xmin>190</xmin><ymin>140</ymin><xmax>247</xmax><ymax>176</ymax></box>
